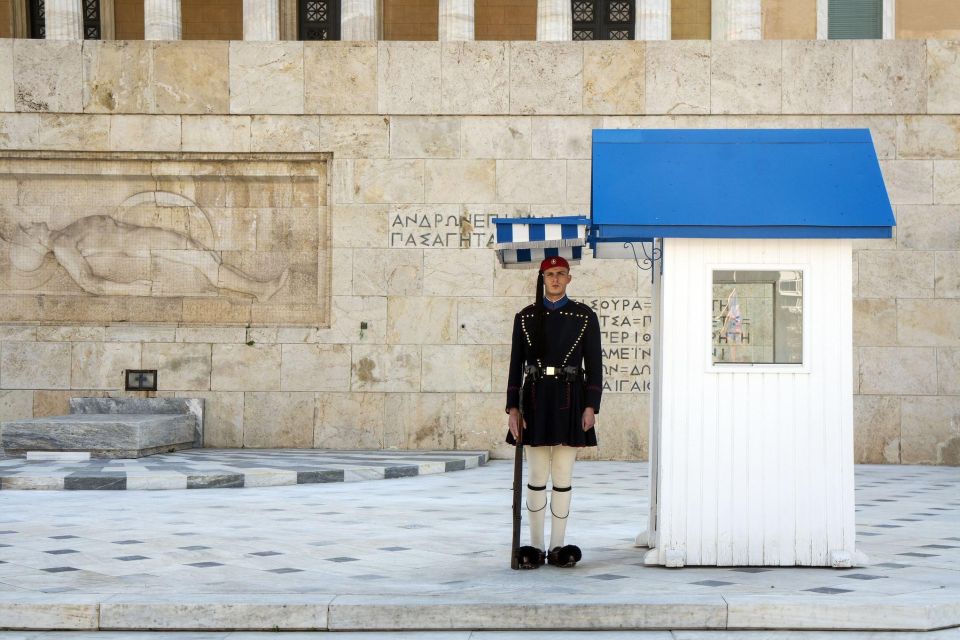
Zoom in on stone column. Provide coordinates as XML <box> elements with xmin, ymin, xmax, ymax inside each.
<box><xmin>711</xmin><ymin>0</ymin><xmax>761</xmax><ymax>40</ymax></box>
<box><xmin>816</xmin><ymin>0</ymin><xmax>827</xmax><ymax>39</ymax></box>
<box><xmin>882</xmin><ymin>0</ymin><xmax>894</xmax><ymax>39</ymax></box>
<box><xmin>537</xmin><ymin>0</ymin><xmax>571</xmax><ymax>40</ymax></box>
<box><xmin>438</xmin><ymin>0</ymin><xmax>474</xmax><ymax>40</ymax></box>
<box><xmin>341</xmin><ymin>0</ymin><xmax>379</xmax><ymax>40</ymax></box>
<box><xmin>244</xmin><ymin>0</ymin><xmax>280</xmax><ymax>40</ymax></box>
<box><xmin>144</xmin><ymin>0</ymin><xmax>182</xmax><ymax>39</ymax></box>
<box><xmin>44</xmin><ymin>0</ymin><xmax>83</xmax><ymax>39</ymax></box>
<box><xmin>636</xmin><ymin>0</ymin><xmax>670</xmax><ymax>40</ymax></box>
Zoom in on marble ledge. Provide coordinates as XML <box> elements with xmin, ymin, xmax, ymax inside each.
<box><xmin>326</xmin><ymin>594</ymin><xmax>728</xmax><ymax>630</ymax></box>
<box><xmin>97</xmin><ymin>594</ymin><xmax>335</xmax><ymax>630</ymax></box>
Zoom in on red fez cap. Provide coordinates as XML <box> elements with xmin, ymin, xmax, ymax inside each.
<box><xmin>539</xmin><ymin>256</ymin><xmax>570</xmax><ymax>272</ymax></box>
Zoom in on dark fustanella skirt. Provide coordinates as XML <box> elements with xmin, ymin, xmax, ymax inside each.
<box><xmin>506</xmin><ymin>377</ymin><xmax>597</xmax><ymax>448</ymax></box>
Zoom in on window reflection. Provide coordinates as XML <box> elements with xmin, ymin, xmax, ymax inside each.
<box><xmin>712</xmin><ymin>270</ymin><xmax>803</xmax><ymax>365</ymax></box>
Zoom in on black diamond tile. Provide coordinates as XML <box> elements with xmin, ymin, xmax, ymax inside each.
<box><xmin>251</xmin><ymin>551</ymin><xmax>283</xmax><ymax>556</ymax></box>
<box><xmin>43</xmin><ymin>566</ymin><xmax>79</xmax><ymax>573</ymax></box>
<box><xmin>44</xmin><ymin>549</ymin><xmax>78</xmax><ymax>555</ymax></box>
<box><xmin>875</xmin><ymin>563</ymin><xmax>909</xmax><ymax>569</ymax></box>
<box><xmin>297</xmin><ymin>470</ymin><xmax>344</xmax><ymax>484</ymax></box>
<box><xmin>874</xmin><ymin>524</ymin><xmax>902</xmax><ymax>528</ymax></box>
<box><xmin>589</xmin><ymin>574</ymin><xmax>628</xmax><ymax>580</ymax></box>
<box><xmin>115</xmin><ymin>555</ymin><xmax>149</xmax><ymax>561</ymax></box>
<box><xmin>49</xmin><ymin>535</ymin><xmax>78</xmax><ymax>539</ymax></box>
<box><xmin>806</xmin><ymin>587</ymin><xmax>852</xmax><ymax>594</ymax></box>
<box><xmin>731</xmin><ymin>567</ymin><xmax>772</xmax><ymax>573</ymax></box>
<box><xmin>379</xmin><ymin>546</ymin><xmax>410</xmax><ymax>551</ymax></box>
<box><xmin>692</xmin><ymin>580</ymin><xmax>734</xmax><ymax>586</ymax></box>
<box><xmin>839</xmin><ymin>573</ymin><xmax>885</xmax><ymax>580</ymax></box>
<box><xmin>325</xmin><ymin>556</ymin><xmax>359</xmax><ymax>563</ymax></box>
<box><xmin>112</xmin><ymin>540</ymin><xmax>144</xmax><ymax>545</ymax></box>
<box><xmin>353</xmin><ymin>574</ymin><xmax>387</xmax><ymax>580</ymax></box>
<box><xmin>179</xmin><ymin>546</ymin><xmax>210</xmax><ymax>551</ymax></box>
<box><xmin>0</xmin><ymin>531</ymin><xmax>17</xmax><ymax>535</ymax></box>
<box><xmin>186</xmin><ymin>562</ymin><xmax>223</xmax><ymax>568</ymax></box>
<box><xmin>898</xmin><ymin>552</ymin><xmax>937</xmax><ymax>558</ymax></box>
<box><xmin>65</xmin><ymin>476</ymin><xmax>126</xmax><ymax>491</ymax></box>
<box><xmin>385</xmin><ymin>465</ymin><xmax>418</xmax><ymax>479</ymax></box>
<box><xmin>266</xmin><ymin>567</ymin><xmax>303</xmax><ymax>574</ymax></box>
<box><xmin>858</xmin><ymin>532</ymin><xmax>881</xmax><ymax>536</ymax></box>
<box><xmin>921</xmin><ymin>544</ymin><xmax>959</xmax><ymax>549</ymax></box>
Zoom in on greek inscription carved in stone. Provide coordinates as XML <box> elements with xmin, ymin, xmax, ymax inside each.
<box><xmin>389</xmin><ymin>211</ymin><xmax>496</xmax><ymax>249</ymax></box>
<box><xmin>588</xmin><ymin>297</ymin><xmax>653</xmax><ymax>393</ymax></box>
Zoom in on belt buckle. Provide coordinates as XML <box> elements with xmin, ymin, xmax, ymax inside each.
<box><xmin>544</xmin><ymin>366</ymin><xmax>556</xmax><ymax>376</ymax></box>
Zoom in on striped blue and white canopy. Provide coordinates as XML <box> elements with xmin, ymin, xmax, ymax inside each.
<box><xmin>491</xmin><ymin>216</ymin><xmax>589</xmax><ymax>269</ymax></box>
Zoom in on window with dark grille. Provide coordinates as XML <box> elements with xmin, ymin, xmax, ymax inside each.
<box><xmin>572</xmin><ymin>0</ymin><xmax>634</xmax><ymax>40</ymax></box>
<box><xmin>27</xmin><ymin>0</ymin><xmax>101</xmax><ymax>38</ymax></box>
<box><xmin>27</xmin><ymin>0</ymin><xmax>44</xmax><ymax>38</ymax></box>
<box><xmin>83</xmin><ymin>0</ymin><xmax>102</xmax><ymax>39</ymax></box>
<box><xmin>828</xmin><ymin>0</ymin><xmax>881</xmax><ymax>39</ymax></box>
<box><xmin>299</xmin><ymin>0</ymin><xmax>340</xmax><ymax>40</ymax></box>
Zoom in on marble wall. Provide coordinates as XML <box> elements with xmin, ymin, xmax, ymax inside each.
<box><xmin>0</xmin><ymin>38</ymin><xmax>958</xmax><ymax>464</ymax></box>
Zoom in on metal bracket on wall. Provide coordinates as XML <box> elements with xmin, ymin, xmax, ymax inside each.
<box><xmin>624</xmin><ymin>241</ymin><xmax>662</xmax><ymax>283</ymax></box>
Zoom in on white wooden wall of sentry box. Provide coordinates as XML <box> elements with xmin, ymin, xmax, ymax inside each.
<box><xmin>637</xmin><ymin>237</ymin><xmax>862</xmax><ymax>568</ymax></box>
<box><xmin>583</xmin><ymin>128</ymin><xmax>895</xmax><ymax>568</ymax></box>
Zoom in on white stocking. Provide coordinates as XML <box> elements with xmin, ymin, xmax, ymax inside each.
<box><xmin>525</xmin><ymin>445</ymin><xmax>550</xmax><ymax>550</ymax></box>
<box><xmin>549</xmin><ymin>445</ymin><xmax>577</xmax><ymax>550</ymax></box>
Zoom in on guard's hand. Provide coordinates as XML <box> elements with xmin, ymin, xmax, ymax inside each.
<box><xmin>582</xmin><ymin>407</ymin><xmax>596</xmax><ymax>432</ymax></box>
<box><xmin>508</xmin><ymin>408</ymin><xmax>521</xmax><ymax>440</ymax></box>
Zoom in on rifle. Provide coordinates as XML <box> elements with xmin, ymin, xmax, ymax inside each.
<box><xmin>510</xmin><ymin>410</ymin><xmax>524</xmax><ymax>570</ymax></box>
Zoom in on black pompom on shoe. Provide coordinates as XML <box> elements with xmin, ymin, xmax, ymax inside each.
<box><xmin>515</xmin><ymin>546</ymin><xmax>546</xmax><ymax>570</ymax></box>
<box><xmin>547</xmin><ymin>545</ymin><xmax>582</xmax><ymax>568</ymax></box>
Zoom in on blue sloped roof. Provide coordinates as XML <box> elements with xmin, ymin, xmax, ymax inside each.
<box><xmin>590</xmin><ymin>129</ymin><xmax>895</xmax><ymax>242</ymax></box>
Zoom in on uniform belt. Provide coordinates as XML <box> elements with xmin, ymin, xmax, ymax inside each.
<box><xmin>524</xmin><ymin>364</ymin><xmax>583</xmax><ymax>382</ymax></box>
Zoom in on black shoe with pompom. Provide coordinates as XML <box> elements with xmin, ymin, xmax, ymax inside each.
<box><xmin>515</xmin><ymin>545</ymin><xmax>546</xmax><ymax>570</ymax></box>
<box><xmin>547</xmin><ymin>545</ymin><xmax>582</xmax><ymax>568</ymax></box>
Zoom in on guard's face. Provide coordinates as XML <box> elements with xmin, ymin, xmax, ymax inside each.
<box><xmin>542</xmin><ymin>267</ymin><xmax>571</xmax><ymax>299</ymax></box>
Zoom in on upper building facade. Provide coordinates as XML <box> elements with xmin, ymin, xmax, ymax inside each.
<box><xmin>1</xmin><ymin>0</ymin><xmax>959</xmax><ymax>41</ymax></box>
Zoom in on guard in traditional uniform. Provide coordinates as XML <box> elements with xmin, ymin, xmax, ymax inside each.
<box><xmin>506</xmin><ymin>255</ymin><xmax>602</xmax><ymax>569</ymax></box>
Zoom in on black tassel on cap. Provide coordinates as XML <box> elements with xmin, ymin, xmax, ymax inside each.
<box><xmin>532</xmin><ymin>270</ymin><xmax>545</xmax><ymax>360</ymax></box>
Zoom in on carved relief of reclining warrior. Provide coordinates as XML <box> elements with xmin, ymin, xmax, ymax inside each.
<box><xmin>8</xmin><ymin>215</ymin><xmax>290</xmax><ymax>302</ymax></box>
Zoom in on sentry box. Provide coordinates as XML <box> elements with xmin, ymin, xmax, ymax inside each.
<box><xmin>494</xmin><ymin>129</ymin><xmax>894</xmax><ymax>568</ymax></box>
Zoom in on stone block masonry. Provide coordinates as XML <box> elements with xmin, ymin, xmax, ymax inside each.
<box><xmin>0</xmin><ymin>39</ymin><xmax>957</xmax><ymax>464</ymax></box>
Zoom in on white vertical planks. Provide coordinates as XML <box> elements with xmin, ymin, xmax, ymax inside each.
<box><xmin>651</xmin><ymin>238</ymin><xmax>856</xmax><ymax>566</ymax></box>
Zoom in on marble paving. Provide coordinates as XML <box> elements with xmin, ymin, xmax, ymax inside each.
<box><xmin>0</xmin><ymin>449</ymin><xmax>488</xmax><ymax>490</ymax></box>
<box><xmin>0</xmin><ymin>461</ymin><xmax>957</xmax><ymax>632</ymax></box>
<box><xmin>1</xmin><ymin>632</ymin><xmax>960</xmax><ymax>640</ymax></box>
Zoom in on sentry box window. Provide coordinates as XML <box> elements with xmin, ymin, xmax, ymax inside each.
<box><xmin>125</xmin><ymin>369</ymin><xmax>158</xmax><ymax>391</ymax></box>
<box><xmin>712</xmin><ymin>270</ymin><xmax>803</xmax><ymax>365</ymax></box>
